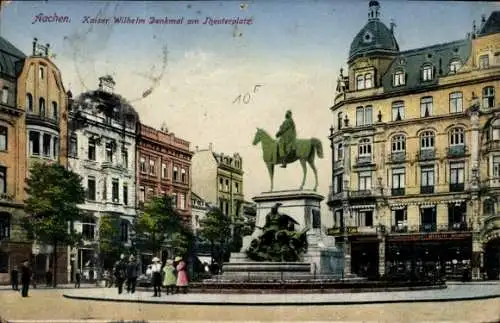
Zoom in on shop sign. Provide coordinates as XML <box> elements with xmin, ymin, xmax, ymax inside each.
<box><xmin>387</xmin><ymin>232</ymin><xmax>472</xmax><ymax>242</ymax></box>
<box><xmin>326</xmin><ymin>226</ymin><xmax>359</xmax><ymax>236</ymax></box>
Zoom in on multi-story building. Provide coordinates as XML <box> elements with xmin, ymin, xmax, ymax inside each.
<box><xmin>67</xmin><ymin>75</ymin><xmax>139</xmax><ymax>281</ymax></box>
<box><xmin>191</xmin><ymin>143</ymin><xmax>244</xmax><ymax>218</ymax></box>
<box><xmin>327</xmin><ymin>1</ymin><xmax>500</xmax><ymax>280</ymax></box>
<box><xmin>136</xmin><ymin>123</ymin><xmax>192</xmax><ymax>221</ymax></box>
<box><xmin>191</xmin><ymin>192</ymin><xmax>209</xmax><ymax>234</ymax></box>
<box><xmin>0</xmin><ymin>37</ymin><xmax>27</xmax><ymax>284</ymax></box>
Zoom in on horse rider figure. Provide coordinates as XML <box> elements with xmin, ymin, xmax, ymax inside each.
<box><xmin>276</xmin><ymin>110</ymin><xmax>297</xmax><ymax>168</ymax></box>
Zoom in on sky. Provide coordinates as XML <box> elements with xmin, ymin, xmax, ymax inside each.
<box><xmin>0</xmin><ymin>0</ymin><xmax>499</xmax><ymax>227</ymax></box>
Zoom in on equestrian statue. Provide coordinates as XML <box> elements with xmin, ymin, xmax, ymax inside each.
<box><xmin>252</xmin><ymin>110</ymin><xmax>323</xmax><ymax>191</ymax></box>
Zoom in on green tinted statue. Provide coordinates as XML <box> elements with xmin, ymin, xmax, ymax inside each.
<box><xmin>252</xmin><ymin>110</ymin><xmax>323</xmax><ymax>191</ymax></box>
<box><xmin>246</xmin><ymin>203</ymin><xmax>308</xmax><ymax>262</ymax></box>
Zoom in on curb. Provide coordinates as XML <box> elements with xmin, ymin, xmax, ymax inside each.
<box><xmin>62</xmin><ymin>292</ymin><xmax>500</xmax><ymax>306</ymax></box>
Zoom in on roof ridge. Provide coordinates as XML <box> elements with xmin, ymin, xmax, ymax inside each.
<box><xmin>398</xmin><ymin>38</ymin><xmax>469</xmax><ymax>56</ymax></box>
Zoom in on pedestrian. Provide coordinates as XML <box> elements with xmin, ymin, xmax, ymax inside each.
<box><xmin>162</xmin><ymin>259</ymin><xmax>176</xmax><ymax>295</ymax></box>
<box><xmin>20</xmin><ymin>260</ymin><xmax>31</xmax><ymax>297</ymax></box>
<box><xmin>113</xmin><ymin>258</ymin><xmax>126</xmax><ymax>294</ymax></box>
<box><xmin>45</xmin><ymin>268</ymin><xmax>52</xmax><ymax>287</ymax></box>
<box><xmin>11</xmin><ymin>265</ymin><xmax>19</xmax><ymax>291</ymax></box>
<box><xmin>126</xmin><ymin>255</ymin><xmax>139</xmax><ymax>294</ymax></box>
<box><xmin>151</xmin><ymin>257</ymin><xmax>162</xmax><ymax>297</ymax></box>
<box><xmin>75</xmin><ymin>269</ymin><xmax>81</xmax><ymax>288</ymax></box>
<box><xmin>175</xmin><ymin>256</ymin><xmax>189</xmax><ymax>294</ymax></box>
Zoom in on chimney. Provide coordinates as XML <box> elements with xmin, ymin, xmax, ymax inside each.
<box><xmin>209</xmin><ymin>142</ymin><xmax>213</xmax><ymax>151</ymax></box>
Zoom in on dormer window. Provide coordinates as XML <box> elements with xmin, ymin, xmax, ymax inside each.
<box><xmin>364</xmin><ymin>73</ymin><xmax>373</xmax><ymax>89</ymax></box>
<box><xmin>393</xmin><ymin>70</ymin><xmax>405</xmax><ymax>86</ymax></box>
<box><xmin>479</xmin><ymin>54</ymin><xmax>489</xmax><ymax>69</ymax></box>
<box><xmin>356</xmin><ymin>73</ymin><xmax>374</xmax><ymax>90</ymax></box>
<box><xmin>449</xmin><ymin>59</ymin><xmax>462</xmax><ymax>74</ymax></box>
<box><xmin>356</xmin><ymin>75</ymin><xmax>364</xmax><ymax>90</ymax></box>
<box><xmin>422</xmin><ymin>65</ymin><xmax>433</xmax><ymax>81</ymax></box>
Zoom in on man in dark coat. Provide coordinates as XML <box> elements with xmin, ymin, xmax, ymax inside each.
<box><xmin>20</xmin><ymin>260</ymin><xmax>31</xmax><ymax>297</ymax></box>
<box><xmin>113</xmin><ymin>258</ymin><xmax>126</xmax><ymax>294</ymax></box>
<box><xmin>126</xmin><ymin>255</ymin><xmax>139</xmax><ymax>294</ymax></box>
<box><xmin>11</xmin><ymin>266</ymin><xmax>18</xmax><ymax>290</ymax></box>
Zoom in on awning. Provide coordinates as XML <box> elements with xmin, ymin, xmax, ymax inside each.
<box><xmin>197</xmin><ymin>256</ymin><xmax>212</xmax><ymax>264</ymax></box>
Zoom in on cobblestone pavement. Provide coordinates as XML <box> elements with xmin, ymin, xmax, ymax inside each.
<box><xmin>0</xmin><ymin>286</ymin><xmax>498</xmax><ymax>322</ymax></box>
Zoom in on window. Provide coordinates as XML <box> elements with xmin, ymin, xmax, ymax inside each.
<box><xmin>87</xmin><ymin>177</ymin><xmax>96</xmax><ymax>201</ymax></box>
<box><xmin>225</xmin><ymin>179</ymin><xmax>229</xmax><ymax>192</ymax></box>
<box><xmin>364</xmin><ymin>73</ymin><xmax>373</xmax><ymax>89</ymax></box>
<box><xmin>42</xmin><ymin>133</ymin><xmax>51</xmax><ymax>157</ymax></box>
<box><xmin>391</xmin><ymin>101</ymin><xmax>404</xmax><ymax>121</ymax></box>
<box><xmin>420</xmin><ymin>97</ymin><xmax>433</xmax><ymax>117</ymax></box>
<box><xmin>391</xmin><ymin>135</ymin><xmax>406</xmax><ymax>152</ymax></box>
<box><xmin>336</xmin><ymin>143</ymin><xmax>344</xmax><ymax>160</ymax></box>
<box><xmin>449</xmin><ymin>92</ymin><xmax>463</xmax><ymax>113</ymax></box>
<box><xmin>88</xmin><ymin>139</ymin><xmax>96</xmax><ymax>160</ymax></box>
<box><xmin>392</xmin><ymin>209</ymin><xmax>407</xmax><ymax>230</ymax></box>
<box><xmin>219</xmin><ymin>177</ymin><xmax>223</xmax><ymax>191</ymax></box>
<box><xmin>449</xmin><ymin>127</ymin><xmax>465</xmax><ymax>146</ymax></box>
<box><xmin>420</xmin><ymin>131</ymin><xmax>435</xmax><ymax>149</ymax></box>
<box><xmin>81</xmin><ymin>216</ymin><xmax>95</xmax><ymax>241</ymax></box>
<box><xmin>26</xmin><ymin>93</ymin><xmax>33</xmax><ymax>112</ymax></box>
<box><xmin>162</xmin><ymin>163</ymin><xmax>168</xmax><ymax>178</ymax></box>
<box><xmin>422</xmin><ymin>65</ymin><xmax>433</xmax><ymax>81</ymax></box>
<box><xmin>120</xmin><ymin>221</ymin><xmax>129</xmax><ymax>242</ymax></box>
<box><xmin>493</xmin><ymin>156</ymin><xmax>500</xmax><ymax>177</ymax></box>
<box><xmin>139</xmin><ymin>186</ymin><xmax>145</xmax><ymax>202</ymax></box>
<box><xmin>179</xmin><ymin>193</ymin><xmax>186</xmax><ymax>209</ymax></box>
<box><xmin>392</xmin><ymin>168</ymin><xmax>405</xmax><ymax>189</ymax></box>
<box><xmin>334</xmin><ymin>209</ymin><xmax>344</xmax><ymax>227</ymax></box>
<box><xmin>29</xmin><ymin>131</ymin><xmax>40</xmax><ymax>155</ymax></box>
<box><xmin>337</xmin><ymin>112</ymin><xmax>343</xmax><ymax>130</ymax></box>
<box><xmin>52</xmin><ymin>102</ymin><xmax>58</xmax><ymax>120</ymax></box>
<box><xmin>69</xmin><ymin>135</ymin><xmax>77</xmax><ymax>158</ymax></box>
<box><xmin>356</xmin><ymin>106</ymin><xmax>373</xmax><ymax>126</ymax></box>
<box><xmin>102</xmin><ymin>178</ymin><xmax>107</xmax><ymax>200</ymax></box>
<box><xmin>356</xmin><ymin>75</ymin><xmax>364</xmax><ymax>90</ymax></box>
<box><xmin>355</xmin><ymin>210</ymin><xmax>373</xmax><ymax>227</ymax></box>
<box><xmin>105</xmin><ymin>142</ymin><xmax>113</xmax><ymax>162</ymax></box>
<box><xmin>393</xmin><ymin>70</ymin><xmax>405</xmax><ymax>86</ymax></box>
<box><xmin>0</xmin><ymin>213</ymin><xmax>10</xmax><ymax>240</ymax></box>
<box><xmin>181</xmin><ymin>169</ymin><xmax>186</xmax><ymax>183</ymax></box>
<box><xmin>171</xmin><ymin>193</ymin><xmax>178</xmax><ymax>208</ymax></box>
<box><xmin>235</xmin><ymin>182</ymin><xmax>240</xmax><ymax>193</ymax></box>
<box><xmin>39</xmin><ymin>98</ymin><xmax>45</xmax><ymax>117</ymax></box>
<box><xmin>112</xmin><ymin>178</ymin><xmax>119</xmax><ymax>202</ymax></box>
<box><xmin>449</xmin><ymin>60</ymin><xmax>462</xmax><ymax>73</ymax></box>
<box><xmin>358</xmin><ymin>171</ymin><xmax>372</xmax><ymax>190</ymax></box>
<box><xmin>149</xmin><ymin>159</ymin><xmax>156</xmax><ymax>175</ymax></box>
<box><xmin>0</xmin><ymin>167</ymin><xmax>5</xmax><ymax>194</ymax></box>
<box><xmin>147</xmin><ymin>188</ymin><xmax>154</xmax><ymax>200</ymax></box>
<box><xmin>358</xmin><ymin>138</ymin><xmax>372</xmax><ymax>156</ymax></box>
<box><xmin>450</xmin><ymin>162</ymin><xmax>465</xmax><ymax>185</ymax></box>
<box><xmin>140</xmin><ymin>156</ymin><xmax>146</xmax><ymax>172</ymax></box>
<box><xmin>483</xmin><ymin>86</ymin><xmax>495</xmax><ymax>109</ymax></box>
<box><xmin>121</xmin><ymin>149</ymin><xmax>128</xmax><ymax>168</ymax></box>
<box><xmin>53</xmin><ymin>137</ymin><xmax>59</xmax><ymax>159</ymax></box>
<box><xmin>1</xmin><ymin>87</ymin><xmax>7</xmax><ymax>104</ymax></box>
<box><xmin>39</xmin><ymin>66</ymin><xmax>44</xmax><ymax>79</ymax></box>
<box><xmin>173</xmin><ymin>166</ymin><xmax>178</xmax><ymax>181</ymax></box>
<box><xmin>0</xmin><ymin>126</ymin><xmax>7</xmax><ymax>151</ymax></box>
<box><xmin>479</xmin><ymin>54</ymin><xmax>489</xmax><ymax>69</ymax></box>
<box><xmin>123</xmin><ymin>183</ymin><xmax>128</xmax><ymax>205</ymax></box>
<box><xmin>421</xmin><ymin>166</ymin><xmax>435</xmax><ymax>187</ymax></box>
<box><xmin>334</xmin><ymin>174</ymin><xmax>343</xmax><ymax>193</ymax></box>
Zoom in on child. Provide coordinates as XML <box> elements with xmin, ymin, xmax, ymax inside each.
<box><xmin>162</xmin><ymin>259</ymin><xmax>176</xmax><ymax>295</ymax></box>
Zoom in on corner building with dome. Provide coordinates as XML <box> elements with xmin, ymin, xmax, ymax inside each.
<box><xmin>327</xmin><ymin>1</ymin><xmax>500</xmax><ymax>280</ymax></box>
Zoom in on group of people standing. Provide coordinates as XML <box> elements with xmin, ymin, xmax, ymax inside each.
<box><xmin>10</xmin><ymin>260</ymin><xmax>34</xmax><ymax>297</ymax></box>
<box><xmin>149</xmin><ymin>256</ymin><xmax>188</xmax><ymax>297</ymax></box>
<box><xmin>113</xmin><ymin>254</ymin><xmax>140</xmax><ymax>294</ymax></box>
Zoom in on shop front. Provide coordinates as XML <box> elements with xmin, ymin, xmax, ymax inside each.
<box><xmin>385</xmin><ymin>232</ymin><xmax>472</xmax><ymax>280</ymax></box>
<box><xmin>350</xmin><ymin>235</ymin><xmax>379</xmax><ymax>278</ymax></box>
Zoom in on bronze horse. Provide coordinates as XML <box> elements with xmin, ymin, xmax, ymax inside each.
<box><xmin>252</xmin><ymin>128</ymin><xmax>323</xmax><ymax>191</ymax></box>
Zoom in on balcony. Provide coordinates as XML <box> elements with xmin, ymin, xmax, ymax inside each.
<box><xmin>333</xmin><ymin>160</ymin><xmax>344</xmax><ymax>169</ymax></box>
<box><xmin>447</xmin><ymin>145</ymin><xmax>466</xmax><ymax>158</ymax></box>
<box><xmin>417</xmin><ymin>149</ymin><xmax>436</xmax><ymax>161</ymax></box>
<box><xmin>328</xmin><ymin>189</ymin><xmax>347</xmax><ymax>202</ymax></box>
<box><xmin>449</xmin><ymin>183</ymin><xmax>465</xmax><ymax>192</ymax></box>
<box><xmin>26</xmin><ymin>113</ymin><xmax>59</xmax><ymax>131</ymax></box>
<box><xmin>349</xmin><ymin>190</ymin><xmax>373</xmax><ymax>198</ymax></box>
<box><xmin>391</xmin><ymin>188</ymin><xmax>405</xmax><ymax>196</ymax></box>
<box><xmin>419</xmin><ymin>223</ymin><xmax>437</xmax><ymax>232</ymax></box>
<box><xmin>355</xmin><ymin>155</ymin><xmax>373</xmax><ymax>166</ymax></box>
<box><xmin>420</xmin><ymin>186</ymin><xmax>434</xmax><ymax>194</ymax></box>
<box><xmin>391</xmin><ymin>225</ymin><xmax>408</xmax><ymax>233</ymax></box>
<box><xmin>389</xmin><ymin>152</ymin><xmax>406</xmax><ymax>163</ymax></box>
<box><xmin>448</xmin><ymin>222</ymin><xmax>470</xmax><ymax>231</ymax></box>
<box><xmin>484</xmin><ymin>140</ymin><xmax>500</xmax><ymax>152</ymax></box>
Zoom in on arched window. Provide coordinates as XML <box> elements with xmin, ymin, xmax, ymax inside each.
<box><xmin>364</xmin><ymin>73</ymin><xmax>373</xmax><ymax>89</ymax></box>
<box><xmin>26</xmin><ymin>93</ymin><xmax>33</xmax><ymax>112</ymax></box>
<box><xmin>483</xmin><ymin>86</ymin><xmax>495</xmax><ymax>108</ymax></box>
<box><xmin>52</xmin><ymin>102</ymin><xmax>58</xmax><ymax>120</ymax></box>
<box><xmin>449</xmin><ymin>59</ymin><xmax>462</xmax><ymax>74</ymax></box>
<box><xmin>39</xmin><ymin>98</ymin><xmax>46</xmax><ymax>117</ymax></box>
<box><xmin>391</xmin><ymin>135</ymin><xmax>406</xmax><ymax>152</ymax></box>
<box><xmin>393</xmin><ymin>70</ymin><xmax>405</xmax><ymax>86</ymax></box>
<box><xmin>483</xmin><ymin>198</ymin><xmax>495</xmax><ymax>216</ymax></box>
<box><xmin>358</xmin><ymin>138</ymin><xmax>372</xmax><ymax>156</ymax></box>
<box><xmin>420</xmin><ymin>131</ymin><xmax>435</xmax><ymax>149</ymax></box>
<box><xmin>422</xmin><ymin>64</ymin><xmax>433</xmax><ymax>81</ymax></box>
<box><xmin>449</xmin><ymin>127</ymin><xmax>465</xmax><ymax>146</ymax></box>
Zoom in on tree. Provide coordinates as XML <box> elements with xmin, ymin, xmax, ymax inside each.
<box><xmin>98</xmin><ymin>215</ymin><xmax>128</xmax><ymax>271</ymax></box>
<box><xmin>198</xmin><ymin>207</ymin><xmax>232</xmax><ymax>267</ymax></box>
<box><xmin>132</xmin><ymin>195</ymin><xmax>190</xmax><ymax>259</ymax></box>
<box><xmin>23</xmin><ymin>162</ymin><xmax>85</xmax><ymax>287</ymax></box>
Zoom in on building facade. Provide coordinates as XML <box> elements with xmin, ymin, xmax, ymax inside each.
<box><xmin>0</xmin><ymin>37</ymin><xmax>27</xmax><ymax>284</ymax></box>
<box><xmin>191</xmin><ymin>143</ymin><xmax>244</xmax><ymax>218</ymax></box>
<box><xmin>68</xmin><ymin>75</ymin><xmax>139</xmax><ymax>281</ymax></box>
<box><xmin>328</xmin><ymin>1</ymin><xmax>500</xmax><ymax>280</ymax></box>
<box><xmin>191</xmin><ymin>192</ymin><xmax>209</xmax><ymax>234</ymax></box>
<box><xmin>136</xmin><ymin>123</ymin><xmax>192</xmax><ymax>221</ymax></box>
